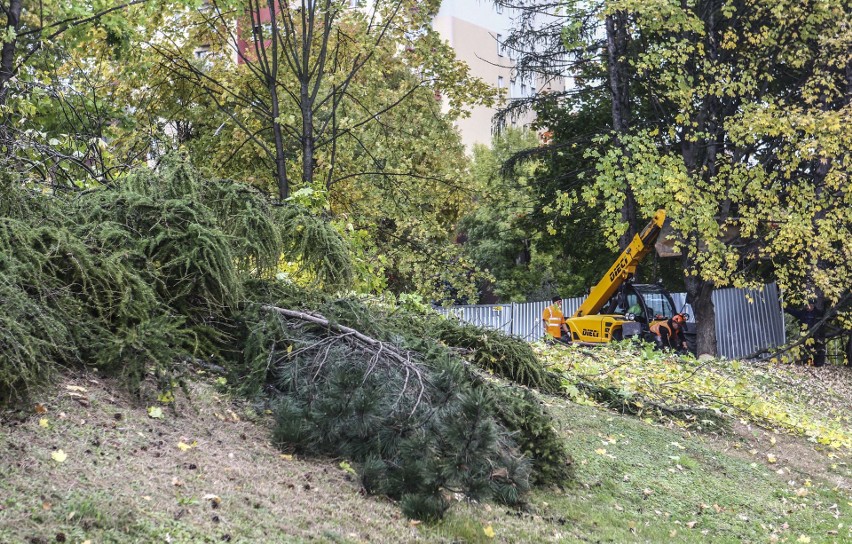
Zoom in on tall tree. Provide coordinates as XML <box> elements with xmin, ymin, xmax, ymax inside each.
<box><xmin>583</xmin><ymin>0</ymin><xmax>851</xmax><ymax>355</ymax></box>
<box><xmin>150</xmin><ymin>0</ymin><xmax>490</xmax><ymax>201</ymax></box>
<box><xmin>494</xmin><ymin>1</ymin><xmax>850</xmax><ymax>356</ymax></box>
<box><xmin>0</xmin><ymin>0</ymin><xmax>187</xmax><ymax>183</ymax></box>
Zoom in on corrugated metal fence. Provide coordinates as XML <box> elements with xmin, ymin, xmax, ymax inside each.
<box><xmin>436</xmin><ymin>283</ymin><xmax>786</xmax><ymax>360</ymax></box>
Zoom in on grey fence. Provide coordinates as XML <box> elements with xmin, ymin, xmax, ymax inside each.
<box><xmin>436</xmin><ymin>283</ymin><xmax>786</xmax><ymax>360</ymax></box>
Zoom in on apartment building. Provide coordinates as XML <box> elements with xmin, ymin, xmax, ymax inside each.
<box><xmin>433</xmin><ymin>0</ymin><xmax>564</xmax><ymax>150</ymax></box>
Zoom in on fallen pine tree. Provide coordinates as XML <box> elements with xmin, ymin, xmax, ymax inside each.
<box><xmin>231</xmin><ymin>298</ymin><xmax>573</xmax><ymax>520</ymax></box>
<box><xmin>0</xmin><ymin>157</ymin><xmax>573</xmax><ymax>521</ymax></box>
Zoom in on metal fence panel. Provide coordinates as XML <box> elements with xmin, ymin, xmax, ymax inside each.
<box><xmin>436</xmin><ymin>284</ymin><xmax>786</xmax><ymax>359</ymax></box>
<box><xmin>511</xmin><ymin>300</ymin><xmax>549</xmax><ymax>341</ymax></box>
<box><xmin>441</xmin><ymin>304</ymin><xmax>514</xmax><ymax>333</ymax></box>
<box><xmin>712</xmin><ymin>283</ymin><xmax>785</xmax><ymax>359</ymax></box>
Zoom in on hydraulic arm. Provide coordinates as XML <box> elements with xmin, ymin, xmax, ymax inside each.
<box><xmin>573</xmin><ymin>209</ymin><xmax>666</xmax><ymax>318</ymax></box>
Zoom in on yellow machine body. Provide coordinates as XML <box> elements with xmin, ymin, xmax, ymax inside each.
<box><xmin>564</xmin><ymin>314</ymin><xmax>628</xmax><ymax>343</ymax></box>
<box><xmin>564</xmin><ymin>209</ymin><xmax>667</xmax><ymax>344</ymax></box>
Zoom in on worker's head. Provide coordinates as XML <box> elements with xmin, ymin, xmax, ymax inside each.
<box><xmin>671</xmin><ymin>314</ymin><xmax>686</xmax><ymax>328</ymax></box>
<box><xmin>552</xmin><ymin>295</ymin><xmax>562</xmax><ymax>305</ymax></box>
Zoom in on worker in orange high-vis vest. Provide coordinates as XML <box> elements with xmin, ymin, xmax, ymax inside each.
<box><xmin>650</xmin><ymin>313</ymin><xmax>689</xmax><ymax>352</ymax></box>
<box><xmin>542</xmin><ymin>296</ymin><xmax>570</xmax><ymax>343</ymax></box>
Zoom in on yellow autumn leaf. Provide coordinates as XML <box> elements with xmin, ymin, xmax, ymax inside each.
<box><xmin>482</xmin><ymin>524</ymin><xmax>495</xmax><ymax>538</ymax></box>
<box><xmin>39</xmin><ymin>418</ymin><xmax>49</xmax><ymax>428</ymax></box>
<box><xmin>177</xmin><ymin>441</ymin><xmax>197</xmax><ymax>451</ymax></box>
<box><xmin>51</xmin><ymin>450</ymin><xmax>67</xmax><ymax>463</ymax></box>
<box><xmin>280</xmin><ymin>454</ymin><xmax>293</xmax><ymax>461</ymax></box>
<box><xmin>65</xmin><ymin>385</ymin><xmax>87</xmax><ymax>393</ymax></box>
<box><xmin>766</xmin><ymin>454</ymin><xmax>777</xmax><ymax>463</ymax></box>
<box><xmin>203</xmin><ymin>494</ymin><xmax>221</xmax><ymax>507</ymax></box>
<box><xmin>797</xmin><ymin>535</ymin><xmax>811</xmax><ymax>543</ymax></box>
<box><xmin>595</xmin><ymin>448</ymin><xmax>607</xmax><ymax>455</ymax></box>
<box><xmin>147</xmin><ymin>406</ymin><xmax>164</xmax><ymax>419</ymax></box>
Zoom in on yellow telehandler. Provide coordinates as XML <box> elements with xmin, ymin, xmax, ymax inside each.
<box><xmin>563</xmin><ymin>209</ymin><xmax>688</xmax><ymax>345</ymax></box>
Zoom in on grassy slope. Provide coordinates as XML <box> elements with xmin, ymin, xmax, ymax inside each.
<box><xmin>1</xmin><ymin>366</ymin><xmax>850</xmax><ymax>544</ymax></box>
<box><xmin>429</xmin><ymin>397</ymin><xmax>851</xmax><ymax>543</ymax></box>
<box><xmin>0</xmin><ymin>373</ymin><xmax>418</xmax><ymax>544</ymax></box>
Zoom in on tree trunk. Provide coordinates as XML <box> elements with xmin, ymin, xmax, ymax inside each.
<box><xmin>605</xmin><ymin>11</ymin><xmax>637</xmax><ymax>249</ymax></box>
<box><xmin>270</xmin><ymin>82</ymin><xmax>289</xmax><ymax>200</ymax></box>
<box><xmin>0</xmin><ymin>0</ymin><xmax>22</xmax><ymax>108</ymax></box>
<box><xmin>684</xmin><ymin>272</ymin><xmax>716</xmax><ymax>357</ymax></box>
<box><xmin>301</xmin><ymin>77</ymin><xmax>314</xmax><ymax>187</ymax></box>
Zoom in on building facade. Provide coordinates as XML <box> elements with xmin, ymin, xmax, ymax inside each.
<box><xmin>433</xmin><ymin>0</ymin><xmax>564</xmax><ymax>150</ymax></box>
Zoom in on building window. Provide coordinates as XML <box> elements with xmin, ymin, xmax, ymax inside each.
<box><xmin>497</xmin><ymin>76</ymin><xmax>504</xmax><ymax>89</ymax></box>
<box><xmin>510</xmin><ymin>79</ymin><xmax>516</xmax><ymax>97</ymax></box>
<box><xmin>521</xmin><ymin>83</ymin><xmax>527</xmax><ymax>96</ymax></box>
<box><xmin>496</xmin><ymin>33</ymin><xmax>504</xmax><ymax>57</ymax></box>
<box><xmin>531</xmin><ymin>86</ymin><xmax>536</xmax><ymax>96</ymax></box>
<box><xmin>496</xmin><ymin>4</ymin><xmax>503</xmax><ymax>14</ymax></box>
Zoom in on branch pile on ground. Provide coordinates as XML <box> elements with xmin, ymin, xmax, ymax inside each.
<box><xmin>1</xmin><ymin>158</ymin><xmax>574</xmax><ymax>521</ymax></box>
<box><xmin>429</xmin><ymin>317</ymin><xmax>562</xmax><ymax>393</ymax></box>
<box><xmin>243</xmin><ymin>303</ymin><xmax>529</xmax><ymax>520</ymax></box>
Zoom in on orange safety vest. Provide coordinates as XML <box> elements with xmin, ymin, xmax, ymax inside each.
<box><xmin>649</xmin><ymin>320</ymin><xmax>671</xmax><ymax>337</ymax></box>
<box><xmin>650</xmin><ymin>320</ymin><xmax>682</xmax><ymax>347</ymax></box>
<box><xmin>542</xmin><ymin>304</ymin><xmax>565</xmax><ymax>338</ymax></box>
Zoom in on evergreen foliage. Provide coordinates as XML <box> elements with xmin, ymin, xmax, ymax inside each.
<box><xmin>276</xmin><ymin>205</ymin><xmax>354</xmax><ymax>290</ymax></box>
<box><xmin>251</xmin><ymin>303</ymin><xmax>533</xmax><ymax>520</ymax></box>
<box><xmin>432</xmin><ymin>318</ymin><xmax>562</xmax><ymax>393</ymax></box>
<box><xmin>487</xmin><ymin>385</ymin><xmax>573</xmax><ymax>486</ymax></box>
<box><xmin>0</xmin><ymin>157</ymin><xmax>573</xmax><ymax>521</ymax></box>
<box><xmin>234</xmin><ymin>287</ymin><xmax>571</xmax><ymax>518</ymax></box>
<box><xmin>0</xmin><ymin>280</ymin><xmax>72</xmax><ymax>400</ymax></box>
<box><xmin>0</xmin><ymin>157</ymin><xmax>342</xmax><ymax>400</ymax></box>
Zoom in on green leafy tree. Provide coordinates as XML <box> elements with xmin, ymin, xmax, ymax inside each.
<box><xmin>0</xmin><ymin>0</ymin><xmax>191</xmax><ymax>183</ymax></box>
<box><xmin>460</xmin><ymin>128</ymin><xmax>593</xmax><ymax>301</ymax></box>
<box><xmin>130</xmin><ymin>0</ymin><xmax>493</xmax><ymax>300</ymax></box>
<box><xmin>581</xmin><ymin>0</ymin><xmax>851</xmax><ymax>356</ymax></box>
<box><xmin>149</xmin><ymin>0</ymin><xmax>492</xmax><ymax>199</ymax></box>
<box><xmin>495</xmin><ymin>0</ymin><xmax>850</xmax><ymax>356</ymax></box>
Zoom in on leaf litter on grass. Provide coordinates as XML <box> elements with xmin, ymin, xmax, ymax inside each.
<box><xmin>537</xmin><ymin>342</ymin><xmax>852</xmax><ymax>450</ymax></box>
<box><xmin>0</xmin><ymin>371</ymin><xmax>423</xmax><ymax>543</ymax></box>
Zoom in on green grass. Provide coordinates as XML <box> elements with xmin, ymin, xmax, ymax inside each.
<box><xmin>423</xmin><ymin>396</ymin><xmax>851</xmax><ymax>543</ymax></box>
<box><xmin>2</xmin><ymin>369</ymin><xmax>849</xmax><ymax>543</ymax></box>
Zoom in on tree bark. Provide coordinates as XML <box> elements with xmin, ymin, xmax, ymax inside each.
<box><xmin>0</xmin><ymin>0</ymin><xmax>22</xmax><ymax>107</ymax></box>
<box><xmin>270</xmin><ymin>83</ymin><xmax>289</xmax><ymax>200</ymax></box>
<box><xmin>605</xmin><ymin>11</ymin><xmax>637</xmax><ymax>249</ymax></box>
<box><xmin>684</xmin><ymin>273</ymin><xmax>717</xmax><ymax>357</ymax></box>
<box><xmin>300</xmin><ymin>77</ymin><xmax>314</xmax><ymax>187</ymax></box>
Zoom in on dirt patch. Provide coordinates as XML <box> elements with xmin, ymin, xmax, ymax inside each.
<box><xmin>693</xmin><ymin>362</ymin><xmax>852</xmax><ymax>493</ymax></box>
<box><xmin>722</xmin><ymin>420</ymin><xmax>851</xmax><ymax>491</ymax></box>
<box><xmin>0</xmin><ymin>371</ymin><xmax>425</xmax><ymax>543</ymax></box>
